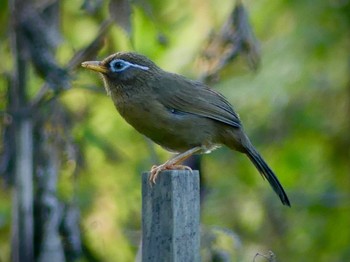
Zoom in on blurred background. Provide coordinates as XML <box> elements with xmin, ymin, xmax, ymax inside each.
<box><xmin>1</xmin><ymin>0</ymin><xmax>350</xmax><ymax>261</ymax></box>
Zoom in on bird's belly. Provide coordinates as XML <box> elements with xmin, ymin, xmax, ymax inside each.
<box><xmin>117</xmin><ymin>101</ymin><xmax>217</xmax><ymax>152</ymax></box>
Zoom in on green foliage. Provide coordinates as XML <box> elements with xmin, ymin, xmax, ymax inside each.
<box><xmin>1</xmin><ymin>0</ymin><xmax>350</xmax><ymax>261</ymax></box>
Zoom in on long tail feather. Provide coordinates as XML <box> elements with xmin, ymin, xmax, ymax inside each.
<box><xmin>246</xmin><ymin>148</ymin><xmax>291</xmax><ymax>206</ymax></box>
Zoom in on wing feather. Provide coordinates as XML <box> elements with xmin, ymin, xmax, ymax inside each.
<box><xmin>155</xmin><ymin>73</ymin><xmax>241</xmax><ymax>128</ymax></box>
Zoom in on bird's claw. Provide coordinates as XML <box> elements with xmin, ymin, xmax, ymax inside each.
<box><xmin>149</xmin><ymin>164</ymin><xmax>192</xmax><ymax>184</ymax></box>
<box><xmin>149</xmin><ymin>165</ymin><xmax>161</xmax><ymax>184</ymax></box>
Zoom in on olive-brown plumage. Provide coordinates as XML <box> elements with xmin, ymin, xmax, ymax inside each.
<box><xmin>82</xmin><ymin>52</ymin><xmax>290</xmax><ymax>206</ymax></box>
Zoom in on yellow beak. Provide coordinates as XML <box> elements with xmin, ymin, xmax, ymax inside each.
<box><xmin>81</xmin><ymin>61</ymin><xmax>109</xmax><ymax>74</ymax></box>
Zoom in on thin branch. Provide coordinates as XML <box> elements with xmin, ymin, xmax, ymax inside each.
<box><xmin>31</xmin><ymin>19</ymin><xmax>112</xmax><ymax>109</ymax></box>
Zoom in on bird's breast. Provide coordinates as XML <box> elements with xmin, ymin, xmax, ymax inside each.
<box><xmin>111</xmin><ymin>91</ymin><xmax>219</xmax><ymax>152</ymax></box>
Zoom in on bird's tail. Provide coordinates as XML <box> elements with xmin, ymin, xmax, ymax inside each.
<box><xmin>246</xmin><ymin>147</ymin><xmax>291</xmax><ymax>206</ymax></box>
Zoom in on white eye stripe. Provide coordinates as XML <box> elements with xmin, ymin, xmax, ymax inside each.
<box><xmin>128</xmin><ymin>61</ymin><xmax>149</xmax><ymax>70</ymax></box>
<box><xmin>110</xmin><ymin>59</ymin><xmax>149</xmax><ymax>72</ymax></box>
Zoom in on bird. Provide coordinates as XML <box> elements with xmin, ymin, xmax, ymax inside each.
<box><xmin>81</xmin><ymin>52</ymin><xmax>291</xmax><ymax>206</ymax></box>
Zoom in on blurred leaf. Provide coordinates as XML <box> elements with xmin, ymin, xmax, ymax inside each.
<box><xmin>67</xmin><ymin>20</ymin><xmax>112</xmax><ymax>70</ymax></box>
<box><xmin>199</xmin><ymin>0</ymin><xmax>260</xmax><ymax>82</ymax></box>
<box><xmin>231</xmin><ymin>0</ymin><xmax>260</xmax><ymax>71</ymax></box>
<box><xmin>109</xmin><ymin>0</ymin><xmax>132</xmax><ymax>36</ymax></box>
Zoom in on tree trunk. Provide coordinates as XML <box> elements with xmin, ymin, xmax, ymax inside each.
<box><xmin>9</xmin><ymin>0</ymin><xmax>34</xmax><ymax>260</ymax></box>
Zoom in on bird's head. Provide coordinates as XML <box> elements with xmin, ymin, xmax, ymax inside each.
<box><xmin>82</xmin><ymin>52</ymin><xmax>160</xmax><ymax>90</ymax></box>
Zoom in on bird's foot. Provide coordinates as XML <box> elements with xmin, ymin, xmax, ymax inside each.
<box><xmin>149</xmin><ymin>163</ymin><xmax>192</xmax><ymax>184</ymax></box>
<box><xmin>148</xmin><ymin>146</ymin><xmax>203</xmax><ymax>184</ymax></box>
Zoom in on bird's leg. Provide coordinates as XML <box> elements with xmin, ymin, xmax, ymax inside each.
<box><xmin>149</xmin><ymin>146</ymin><xmax>203</xmax><ymax>184</ymax></box>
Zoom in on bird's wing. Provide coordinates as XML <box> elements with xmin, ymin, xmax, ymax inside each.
<box><xmin>156</xmin><ymin>73</ymin><xmax>242</xmax><ymax>128</ymax></box>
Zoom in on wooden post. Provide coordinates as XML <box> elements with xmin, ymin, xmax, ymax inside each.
<box><xmin>142</xmin><ymin>170</ymin><xmax>200</xmax><ymax>262</ymax></box>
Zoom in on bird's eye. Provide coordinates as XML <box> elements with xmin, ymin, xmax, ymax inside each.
<box><xmin>110</xmin><ymin>59</ymin><xmax>128</xmax><ymax>72</ymax></box>
<box><xmin>114</xmin><ymin>62</ymin><xmax>123</xmax><ymax>69</ymax></box>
